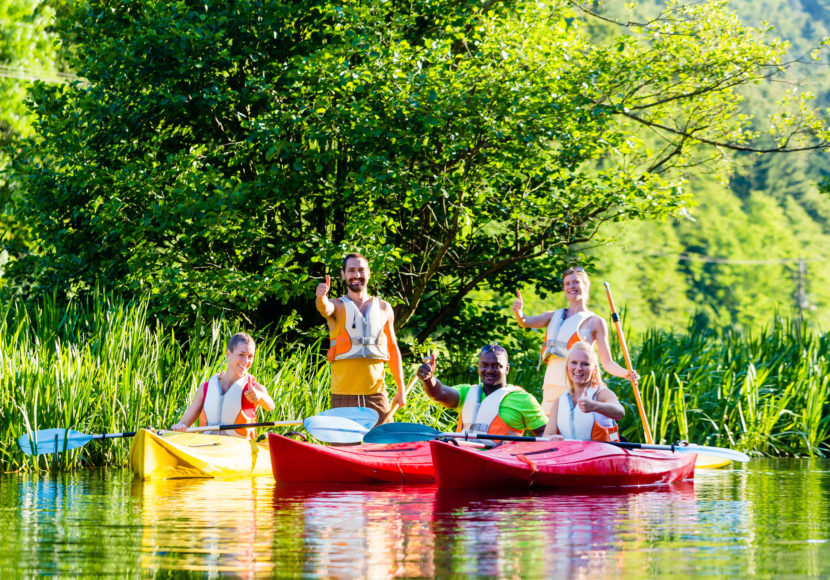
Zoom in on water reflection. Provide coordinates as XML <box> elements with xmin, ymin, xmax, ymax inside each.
<box><xmin>431</xmin><ymin>483</ymin><xmax>699</xmax><ymax>579</ymax></box>
<box><xmin>13</xmin><ymin>470</ymin><xmax>144</xmax><ymax>577</ymax></box>
<box><xmin>270</xmin><ymin>484</ymin><xmax>437</xmax><ymax>578</ymax></box>
<box><xmin>267</xmin><ymin>481</ymin><xmax>699</xmax><ymax>579</ymax></box>
<box><xmin>1</xmin><ymin>460</ymin><xmax>829</xmax><ymax>577</ymax></box>
<box><xmin>131</xmin><ymin>476</ymin><xmax>274</xmax><ymax>578</ymax></box>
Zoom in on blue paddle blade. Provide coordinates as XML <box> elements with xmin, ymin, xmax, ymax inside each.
<box><xmin>317</xmin><ymin>407</ymin><xmax>379</xmax><ymax>430</ymax></box>
<box><xmin>304</xmin><ymin>415</ymin><xmax>368</xmax><ymax>444</ymax></box>
<box><xmin>363</xmin><ymin>422</ymin><xmax>442</xmax><ymax>444</ymax></box>
<box><xmin>17</xmin><ymin>429</ymin><xmax>94</xmax><ymax>455</ymax></box>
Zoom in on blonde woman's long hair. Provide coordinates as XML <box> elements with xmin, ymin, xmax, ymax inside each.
<box><xmin>565</xmin><ymin>341</ymin><xmax>602</xmax><ymax>394</ymax></box>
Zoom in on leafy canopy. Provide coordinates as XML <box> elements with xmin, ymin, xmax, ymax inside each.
<box><xmin>7</xmin><ymin>0</ymin><xmax>829</xmax><ymax>347</ymax></box>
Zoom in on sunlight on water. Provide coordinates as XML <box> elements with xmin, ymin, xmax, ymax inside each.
<box><xmin>0</xmin><ymin>459</ymin><xmax>828</xmax><ymax>578</ymax></box>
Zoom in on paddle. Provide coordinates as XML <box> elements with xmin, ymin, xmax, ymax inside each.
<box><xmin>388</xmin><ymin>374</ymin><xmax>419</xmax><ymax>418</ymax></box>
<box><xmin>365</xmin><ymin>422</ymin><xmax>541</xmax><ymax>444</ymax></box>
<box><xmin>301</xmin><ymin>414</ymin><xmax>371</xmax><ymax>444</ymax></box>
<box><xmin>17</xmin><ymin>406</ymin><xmax>379</xmax><ymax>455</ymax></box>
<box><xmin>604</xmin><ymin>281</ymin><xmax>654</xmax><ymax>445</ymax></box>
<box><xmin>388</xmin><ymin>355</ymin><xmax>434</xmax><ymax>419</ymax></box>
<box><xmin>363</xmin><ymin>422</ymin><xmax>750</xmax><ymax>462</ymax></box>
<box><xmin>301</xmin><ymin>407</ymin><xmax>379</xmax><ymax>444</ymax></box>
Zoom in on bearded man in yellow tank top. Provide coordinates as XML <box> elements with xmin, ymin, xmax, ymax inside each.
<box><xmin>315</xmin><ymin>253</ymin><xmax>405</xmax><ymax>424</ymax></box>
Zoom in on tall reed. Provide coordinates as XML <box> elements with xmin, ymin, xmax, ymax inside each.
<box><xmin>2</xmin><ymin>294</ymin><xmax>337</xmax><ymax>471</ymax></box>
<box><xmin>3</xmin><ymin>295</ymin><xmax>828</xmax><ymax>472</ymax></box>
<box><xmin>607</xmin><ymin>318</ymin><xmax>830</xmax><ymax>456</ymax></box>
<box><xmin>3</xmin><ymin>292</ymin><xmax>455</xmax><ymax>471</ymax></box>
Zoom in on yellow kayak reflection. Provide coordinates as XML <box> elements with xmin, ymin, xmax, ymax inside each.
<box><xmin>132</xmin><ymin>476</ymin><xmax>275</xmax><ymax>577</ymax></box>
<box><xmin>129</xmin><ymin>429</ymin><xmax>271</xmax><ymax>480</ymax></box>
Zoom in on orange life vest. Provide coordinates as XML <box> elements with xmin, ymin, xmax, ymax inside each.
<box><xmin>556</xmin><ymin>386</ymin><xmax>620</xmax><ymax>442</ymax></box>
<box><xmin>540</xmin><ymin>308</ymin><xmax>596</xmax><ymax>366</ymax></box>
<box><xmin>327</xmin><ymin>296</ymin><xmax>389</xmax><ymax>363</ymax></box>
<box><xmin>456</xmin><ymin>385</ymin><xmax>524</xmax><ymax>437</ymax></box>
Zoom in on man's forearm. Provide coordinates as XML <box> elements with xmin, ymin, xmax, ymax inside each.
<box><xmin>316</xmin><ymin>296</ymin><xmax>335</xmax><ymax>318</ymax></box>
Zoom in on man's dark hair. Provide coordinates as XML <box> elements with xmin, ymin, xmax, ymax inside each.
<box><xmin>341</xmin><ymin>253</ymin><xmax>368</xmax><ymax>271</ymax></box>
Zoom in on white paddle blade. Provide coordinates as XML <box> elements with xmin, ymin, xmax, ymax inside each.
<box><xmin>681</xmin><ymin>444</ymin><xmax>750</xmax><ymax>462</ymax></box>
<box><xmin>304</xmin><ymin>415</ymin><xmax>368</xmax><ymax>444</ymax></box>
<box><xmin>17</xmin><ymin>429</ymin><xmax>93</xmax><ymax>455</ymax></box>
<box><xmin>318</xmin><ymin>407</ymin><xmax>379</xmax><ymax>429</ymax></box>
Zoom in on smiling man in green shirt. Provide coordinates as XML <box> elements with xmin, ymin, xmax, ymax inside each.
<box><xmin>416</xmin><ymin>345</ymin><xmax>547</xmax><ymax>436</ymax></box>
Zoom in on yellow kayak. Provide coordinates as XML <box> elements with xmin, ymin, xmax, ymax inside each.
<box><xmin>695</xmin><ymin>453</ymin><xmax>732</xmax><ymax>469</ymax></box>
<box><xmin>129</xmin><ymin>429</ymin><xmax>272</xmax><ymax>480</ymax></box>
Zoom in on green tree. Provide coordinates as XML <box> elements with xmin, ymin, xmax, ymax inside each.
<box><xmin>7</xmin><ymin>0</ymin><xmax>829</xmax><ymax>340</ymax></box>
<box><xmin>0</xmin><ymin>0</ymin><xmax>63</xmax><ymax>278</ymax></box>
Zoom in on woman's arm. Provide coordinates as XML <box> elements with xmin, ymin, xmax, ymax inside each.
<box><xmin>511</xmin><ymin>291</ymin><xmax>556</xmax><ymax>329</ymax></box>
<box><xmin>542</xmin><ymin>400</ymin><xmax>562</xmax><ymax>437</ymax></box>
<box><xmin>592</xmin><ymin>317</ymin><xmax>640</xmax><ymax>381</ymax></box>
<box><xmin>248</xmin><ymin>379</ymin><xmax>276</xmax><ymax>412</ymax></box>
<box><xmin>170</xmin><ymin>386</ymin><xmax>206</xmax><ymax>430</ymax></box>
<box><xmin>578</xmin><ymin>388</ymin><xmax>625</xmax><ymax>421</ymax></box>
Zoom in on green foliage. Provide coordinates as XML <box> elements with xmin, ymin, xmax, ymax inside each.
<box><xmin>0</xmin><ymin>1</ymin><xmax>59</xmax><ymax>142</ymax></box>
<box><xmin>587</xmin><ymin>0</ymin><xmax>830</xmax><ymax>334</ymax></box>
<box><xmin>0</xmin><ymin>0</ymin><xmax>62</xmax><ymax>274</ymax></box>
<box><xmin>8</xmin><ymin>0</ymin><xmax>824</xmax><ymax>340</ymax></box>
<box><xmin>590</xmin><ymin>158</ymin><xmax>830</xmax><ymax>334</ymax></box>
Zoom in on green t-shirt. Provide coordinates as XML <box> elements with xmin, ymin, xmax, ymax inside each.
<box><xmin>454</xmin><ymin>384</ymin><xmax>548</xmax><ymax>433</ymax></box>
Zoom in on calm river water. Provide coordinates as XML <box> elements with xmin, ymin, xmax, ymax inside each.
<box><xmin>1</xmin><ymin>458</ymin><xmax>828</xmax><ymax>578</ymax></box>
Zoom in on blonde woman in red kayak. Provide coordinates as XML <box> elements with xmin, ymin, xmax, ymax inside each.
<box><xmin>171</xmin><ymin>333</ymin><xmax>275</xmax><ymax>438</ymax></box>
<box><xmin>543</xmin><ymin>341</ymin><xmax>625</xmax><ymax>441</ymax></box>
<box><xmin>512</xmin><ymin>266</ymin><xmax>637</xmax><ymax>415</ymax></box>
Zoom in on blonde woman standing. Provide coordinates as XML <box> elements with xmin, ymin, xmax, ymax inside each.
<box><xmin>512</xmin><ymin>266</ymin><xmax>637</xmax><ymax>415</ymax></box>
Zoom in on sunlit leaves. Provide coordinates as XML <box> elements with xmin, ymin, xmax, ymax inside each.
<box><xmin>7</xmin><ymin>0</ymin><xmax>825</xmax><ymax>338</ymax></box>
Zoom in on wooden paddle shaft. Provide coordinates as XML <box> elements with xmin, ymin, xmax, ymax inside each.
<box><xmin>389</xmin><ymin>355</ymin><xmax>433</xmax><ymax>417</ymax></box>
<box><xmin>604</xmin><ymin>282</ymin><xmax>654</xmax><ymax>445</ymax></box>
<box><xmin>389</xmin><ymin>375</ymin><xmax>419</xmax><ymax>417</ymax></box>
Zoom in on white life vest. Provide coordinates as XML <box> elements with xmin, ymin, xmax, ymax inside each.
<box><xmin>330</xmin><ymin>296</ymin><xmax>389</xmax><ymax>361</ymax></box>
<box><xmin>201</xmin><ymin>374</ymin><xmax>249</xmax><ymax>437</ymax></box>
<box><xmin>540</xmin><ymin>308</ymin><xmax>596</xmax><ymax>365</ymax></box>
<box><xmin>458</xmin><ymin>384</ymin><xmax>522</xmax><ymax>434</ymax></box>
<box><xmin>556</xmin><ymin>386</ymin><xmax>619</xmax><ymax>442</ymax></box>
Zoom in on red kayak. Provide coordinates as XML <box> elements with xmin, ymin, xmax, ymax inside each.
<box><xmin>267</xmin><ymin>433</ymin><xmax>435</xmax><ymax>484</ymax></box>
<box><xmin>430</xmin><ymin>439</ymin><xmax>696</xmax><ymax>489</ymax></box>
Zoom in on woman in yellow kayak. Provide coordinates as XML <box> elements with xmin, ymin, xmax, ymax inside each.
<box><xmin>511</xmin><ymin>266</ymin><xmax>637</xmax><ymax>415</ymax></box>
<box><xmin>543</xmin><ymin>341</ymin><xmax>625</xmax><ymax>441</ymax></box>
<box><xmin>171</xmin><ymin>333</ymin><xmax>275</xmax><ymax>438</ymax></box>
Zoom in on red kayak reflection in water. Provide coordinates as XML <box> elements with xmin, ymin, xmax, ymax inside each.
<box><xmin>269</xmin><ymin>480</ymin><xmax>697</xmax><ymax>579</ymax></box>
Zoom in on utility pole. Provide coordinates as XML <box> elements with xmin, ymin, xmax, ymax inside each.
<box><xmin>793</xmin><ymin>257</ymin><xmax>809</xmax><ymax>335</ymax></box>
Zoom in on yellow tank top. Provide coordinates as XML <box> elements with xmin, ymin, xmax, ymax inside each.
<box><xmin>330</xmin><ymin>358</ymin><xmax>387</xmax><ymax>395</ymax></box>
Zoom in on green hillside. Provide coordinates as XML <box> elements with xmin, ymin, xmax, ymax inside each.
<box><xmin>587</xmin><ymin>0</ymin><xmax>830</xmax><ymax>333</ymax></box>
